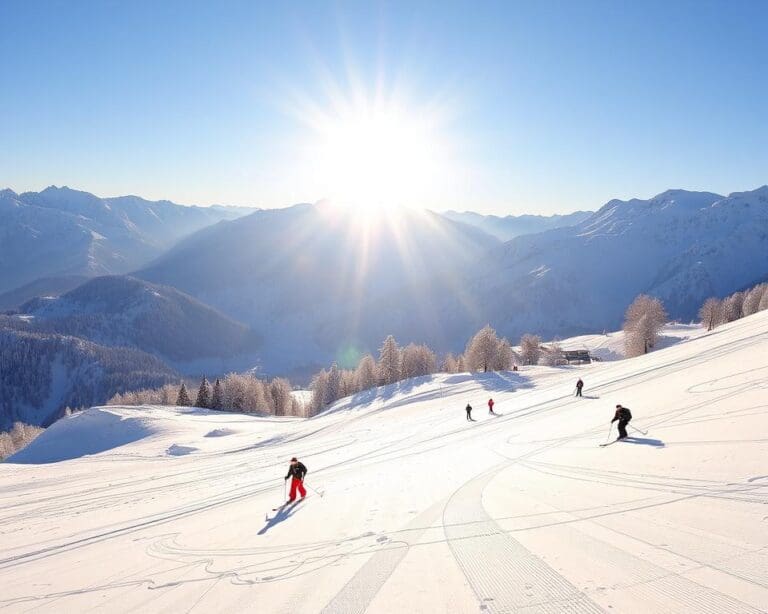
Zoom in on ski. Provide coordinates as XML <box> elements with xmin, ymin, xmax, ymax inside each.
<box><xmin>271</xmin><ymin>497</ymin><xmax>307</xmax><ymax>511</ymax></box>
<box><xmin>600</xmin><ymin>440</ymin><xmax>622</xmax><ymax>447</ymax></box>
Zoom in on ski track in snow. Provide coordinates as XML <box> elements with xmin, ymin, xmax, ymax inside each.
<box><xmin>1</xmin><ymin>314</ymin><xmax>768</xmax><ymax>612</ymax></box>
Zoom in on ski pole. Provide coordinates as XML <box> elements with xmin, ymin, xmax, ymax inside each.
<box><xmin>605</xmin><ymin>423</ymin><xmax>613</xmax><ymax>444</ymax></box>
<box><xmin>303</xmin><ymin>481</ymin><xmax>325</xmax><ymax>498</ymax></box>
<box><xmin>630</xmin><ymin>424</ymin><xmax>648</xmax><ymax>436</ymax></box>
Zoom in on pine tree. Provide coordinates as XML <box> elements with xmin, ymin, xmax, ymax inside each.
<box><xmin>195</xmin><ymin>377</ymin><xmax>211</xmax><ymax>408</ymax></box>
<box><xmin>176</xmin><ymin>382</ymin><xmax>191</xmax><ymax>406</ymax></box>
<box><xmin>211</xmin><ymin>378</ymin><xmax>224</xmax><ymax>410</ymax></box>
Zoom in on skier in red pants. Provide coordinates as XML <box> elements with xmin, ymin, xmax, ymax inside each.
<box><xmin>284</xmin><ymin>457</ymin><xmax>307</xmax><ymax>502</ymax></box>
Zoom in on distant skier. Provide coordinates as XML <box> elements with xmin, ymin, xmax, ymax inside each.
<box><xmin>488</xmin><ymin>398</ymin><xmax>497</xmax><ymax>415</ymax></box>
<box><xmin>575</xmin><ymin>378</ymin><xmax>584</xmax><ymax>397</ymax></box>
<box><xmin>465</xmin><ymin>403</ymin><xmax>474</xmax><ymax>421</ymax></box>
<box><xmin>284</xmin><ymin>457</ymin><xmax>307</xmax><ymax>502</ymax></box>
<box><xmin>611</xmin><ymin>404</ymin><xmax>632</xmax><ymax>440</ymax></box>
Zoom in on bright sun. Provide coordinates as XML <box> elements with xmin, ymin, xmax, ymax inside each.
<box><xmin>302</xmin><ymin>98</ymin><xmax>453</xmax><ymax>212</ymax></box>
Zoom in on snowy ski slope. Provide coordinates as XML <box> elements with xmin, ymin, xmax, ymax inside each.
<box><xmin>1</xmin><ymin>313</ymin><xmax>767</xmax><ymax>613</ymax></box>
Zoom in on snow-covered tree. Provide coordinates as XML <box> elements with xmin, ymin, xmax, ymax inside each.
<box><xmin>269</xmin><ymin>378</ymin><xmax>293</xmax><ymax>416</ymax></box>
<box><xmin>309</xmin><ymin>369</ymin><xmax>329</xmax><ymax>415</ymax></box>
<box><xmin>401</xmin><ymin>343</ymin><xmax>437</xmax><ymax>378</ymax></box>
<box><xmin>760</xmin><ymin>287</ymin><xmax>768</xmax><ymax>312</ymax></box>
<box><xmin>354</xmin><ymin>354</ymin><xmax>377</xmax><ymax>391</ymax></box>
<box><xmin>441</xmin><ymin>352</ymin><xmax>459</xmax><ymax>373</ymax></box>
<box><xmin>623</xmin><ymin>294</ymin><xmax>667</xmax><ymax>357</ymax></box>
<box><xmin>195</xmin><ymin>377</ymin><xmax>211</xmax><ymax>408</ymax></box>
<box><xmin>742</xmin><ymin>284</ymin><xmax>766</xmax><ymax>316</ymax></box>
<box><xmin>492</xmin><ymin>338</ymin><xmax>516</xmax><ymax>371</ymax></box>
<box><xmin>377</xmin><ymin>335</ymin><xmax>402</xmax><ymax>385</ymax></box>
<box><xmin>0</xmin><ymin>422</ymin><xmax>44</xmax><ymax>460</ymax></box>
<box><xmin>465</xmin><ymin>325</ymin><xmax>502</xmax><ymax>372</ymax></box>
<box><xmin>176</xmin><ymin>382</ymin><xmax>191</xmax><ymax>406</ymax></box>
<box><xmin>222</xmin><ymin>373</ymin><xmax>268</xmax><ymax>413</ymax></box>
<box><xmin>721</xmin><ymin>292</ymin><xmax>744</xmax><ymax>323</ymax></box>
<box><xmin>699</xmin><ymin>297</ymin><xmax>723</xmax><ymax>331</ymax></box>
<box><xmin>520</xmin><ymin>334</ymin><xmax>541</xmax><ymax>365</ymax></box>
<box><xmin>540</xmin><ymin>340</ymin><xmax>564</xmax><ymax>366</ymax></box>
<box><xmin>211</xmin><ymin>378</ymin><xmax>224</xmax><ymax>410</ymax></box>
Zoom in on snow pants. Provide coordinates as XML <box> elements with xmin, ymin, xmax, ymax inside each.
<box><xmin>575</xmin><ymin>388</ymin><xmax>582</xmax><ymax>397</ymax></box>
<box><xmin>617</xmin><ymin>419</ymin><xmax>629</xmax><ymax>439</ymax></box>
<box><xmin>289</xmin><ymin>478</ymin><xmax>306</xmax><ymax>501</ymax></box>
<box><xmin>466</xmin><ymin>409</ymin><xmax>472</xmax><ymax>421</ymax></box>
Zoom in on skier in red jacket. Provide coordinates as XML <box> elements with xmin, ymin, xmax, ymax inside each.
<box><xmin>488</xmin><ymin>398</ymin><xmax>497</xmax><ymax>415</ymax></box>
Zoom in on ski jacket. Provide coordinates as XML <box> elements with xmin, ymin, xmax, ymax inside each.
<box><xmin>285</xmin><ymin>462</ymin><xmax>307</xmax><ymax>481</ymax></box>
<box><xmin>576</xmin><ymin>380</ymin><xmax>583</xmax><ymax>389</ymax></box>
<box><xmin>612</xmin><ymin>407</ymin><xmax>632</xmax><ymax>422</ymax></box>
<box><xmin>488</xmin><ymin>399</ymin><xmax>494</xmax><ymax>408</ymax></box>
<box><xmin>465</xmin><ymin>404</ymin><xmax>472</xmax><ymax>412</ymax></box>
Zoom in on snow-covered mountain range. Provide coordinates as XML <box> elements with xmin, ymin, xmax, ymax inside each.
<box><xmin>137</xmin><ymin>186</ymin><xmax>768</xmax><ymax>374</ymax></box>
<box><xmin>2</xmin><ymin>183</ymin><xmax>767</xmax><ymax>387</ymax></box>
<box><xmin>476</xmin><ymin>187</ymin><xmax>768</xmax><ymax>339</ymax></box>
<box><xmin>0</xmin><ymin>186</ymin><xmax>254</xmax><ymax>296</ymax></box>
<box><xmin>442</xmin><ymin>209</ymin><xmax>592</xmax><ymax>240</ymax></box>
<box><xmin>138</xmin><ymin>204</ymin><xmax>500</xmax><ymax>377</ymax></box>
<box><xmin>15</xmin><ymin>276</ymin><xmax>260</xmax><ymax>373</ymax></box>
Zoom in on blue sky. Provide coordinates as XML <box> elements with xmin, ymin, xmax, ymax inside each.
<box><xmin>1</xmin><ymin>0</ymin><xmax>766</xmax><ymax>214</ymax></box>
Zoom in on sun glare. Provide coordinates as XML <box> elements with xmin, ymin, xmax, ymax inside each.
<box><xmin>301</xmin><ymin>97</ymin><xmax>454</xmax><ymax>213</ymax></box>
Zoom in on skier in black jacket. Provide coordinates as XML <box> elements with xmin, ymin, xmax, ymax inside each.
<box><xmin>284</xmin><ymin>457</ymin><xmax>307</xmax><ymax>502</ymax></box>
<box><xmin>465</xmin><ymin>403</ymin><xmax>474</xmax><ymax>421</ymax></box>
<box><xmin>575</xmin><ymin>378</ymin><xmax>584</xmax><ymax>397</ymax></box>
<box><xmin>611</xmin><ymin>404</ymin><xmax>632</xmax><ymax>440</ymax></box>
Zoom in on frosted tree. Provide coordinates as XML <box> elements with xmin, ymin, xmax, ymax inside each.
<box><xmin>401</xmin><ymin>343</ymin><xmax>438</xmax><ymax>378</ymax></box>
<box><xmin>465</xmin><ymin>325</ymin><xmax>501</xmax><ymax>372</ymax></box>
<box><xmin>325</xmin><ymin>363</ymin><xmax>344</xmax><ymax>405</ymax></box>
<box><xmin>222</xmin><ymin>373</ymin><xmax>268</xmax><ymax>413</ymax></box>
<box><xmin>492</xmin><ymin>338</ymin><xmax>516</xmax><ymax>371</ymax></box>
<box><xmin>354</xmin><ymin>354</ymin><xmax>377</xmax><ymax>391</ymax></box>
<box><xmin>742</xmin><ymin>284</ymin><xmax>766</xmax><ymax>316</ymax></box>
<box><xmin>309</xmin><ymin>369</ymin><xmax>329</xmax><ymax>415</ymax></box>
<box><xmin>456</xmin><ymin>354</ymin><xmax>466</xmax><ymax>372</ymax></box>
<box><xmin>540</xmin><ymin>340</ymin><xmax>564</xmax><ymax>366</ymax></box>
<box><xmin>195</xmin><ymin>377</ymin><xmax>211</xmax><ymax>408</ymax></box>
<box><xmin>269</xmin><ymin>378</ymin><xmax>293</xmax><ymax>416</ymax></box>
<box><xmin>377</xmin><ymin>335</ymin><xmax>402</xmax><ymax>385</ymax></box>
<box><xmin>623</xmin><ymin>294</ymin><xmax>667</xmax><ymax>357</ymax></box>
<box><xmin>721</xmin><ymin>292</ymin><xmax>744</xmax><ymax>323</ymax></box>
<box><xmin>699</xmin><ymin>297</ymin><xmax>723</xmax><ymax>331</ymax></box>
<box><xmin>210</xmin><ymin>378</ymin><xmax>224</xmax><ymax>410</ymax></box>
<box><xmin>441</xmin><ymin>353</ymin><xmax>458</xmax><ymax>373</ymax></box>
<box><xmin>340</xmin><ymin>370</ymin><xmax>358</xmax><ymax>397</ymax></box>
<box><xmin>176</xmin><ymin>382</ymin><xmax>191</xmax><ymax>406</ymax></box>
<box><xmin>520</xmin><ymin>334</ymin><xmax>541</xmax><ymax>365</ymax></box>
<box><xmin>760</xmin><ymin>287</ymin><xmax>768</xmax><ymax>311</ymax></box>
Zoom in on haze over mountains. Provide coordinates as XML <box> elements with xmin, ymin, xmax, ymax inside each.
<box><xmin>137</xmin><ymin>185</ymin><xmax>768</xmax><ymax>373</ymax></box>
<box><xmin>0</xmin><ymin>186</ymin><xmax>254</xmax><ymax>299</ymax></box>
<box><xmin>138</xmin><ymin>204</ymin><xmax>499</xmax><ymax>376</ymax></box>
<box><xmin>1</xmin><ymin>183</ymin><xmax>767</xmax><ymax>428</ymax></box>
<box><xmin>443</xmin><ymin>209</ymin><xmax>592</xmax><ymax>240</ymax></box>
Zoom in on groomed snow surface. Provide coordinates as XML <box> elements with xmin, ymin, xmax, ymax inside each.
<box><xmin>1</xmin><ymin>314</ymin><xmax>767</xmax><ymax>613</ymax></box>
